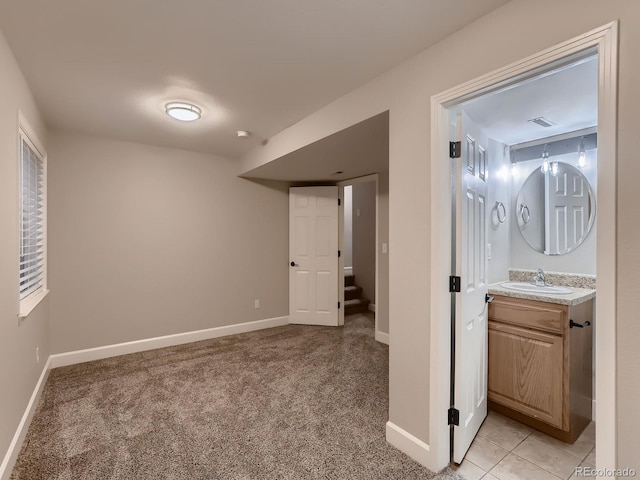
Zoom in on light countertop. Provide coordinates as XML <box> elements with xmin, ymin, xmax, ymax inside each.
<box><xmin>488</xmin><ymin>282</ymin><xmax>596</xmax><ymax>306</ymax></box>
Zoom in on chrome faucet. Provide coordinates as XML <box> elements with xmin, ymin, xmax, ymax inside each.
<box><xmin>533</xmin><ymin>268</ymin><xmax>546</xmax><ymax>286</ymax></box>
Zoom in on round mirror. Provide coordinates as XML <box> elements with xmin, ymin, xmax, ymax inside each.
<box><xmin>516</xmin><ymin>162</ymin><xmax>596</xmax><ymax>255</ymax></box>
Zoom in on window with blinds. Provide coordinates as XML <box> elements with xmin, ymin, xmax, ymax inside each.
<box><xmin>19</xmin><ymin>134</ymin><xmax>46</xmax><ymax>302</ymax></box>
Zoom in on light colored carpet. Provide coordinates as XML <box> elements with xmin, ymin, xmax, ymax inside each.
<box><xmin>12</xmin><ymin>313</ymin><xmax>462</xmax><ymax>479</ymax></box>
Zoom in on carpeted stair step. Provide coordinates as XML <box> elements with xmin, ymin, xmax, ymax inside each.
<box><xmin>344</xmin><ymin>297</ymin><xmax>370</xmax><ymax>315</ymax></box>
<box><xmin>345</xmin><ymin>272</ymin><xmax>355</xmax><ymax>287</ymax></box>
<box><xmin>344</xmin><ymin>285</ymin><xmax>362</xmax><ymax>301</ymax></box>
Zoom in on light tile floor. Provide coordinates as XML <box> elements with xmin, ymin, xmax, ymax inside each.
<box><xmin>451</xmin><ymin>411</ymin><xmax>596</xmax><ymax>480</ymax></box>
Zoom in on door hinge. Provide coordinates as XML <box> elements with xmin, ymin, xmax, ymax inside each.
<box><xmin>448</xmin><ymin>407</ymin><xmax>460</xmax><ymax>426</ymax></box>
<box><xmin>449</xmin><ymin>141</ymin><xmax>461</xmax><ymax>158</ymax></box>
<box><xmin>338</xmin><ymin>301</ymin><xmax>341</xmax><ymax>309</ymax></box>
<box><xmin>338</xmin><ymin>250</ymin><xmax>341</xmax><ymax>257</ymax></box>
<box><xmin>449</xmin><ymin>276</ymin><xmax>461</xmax><ymax>293</ymax></box>
<box><xmin>448</xmin><ymin>407</ymin><xmax>460</xmax><ymax>425</ymax></box>
<box><xmin>338</xmin><ymin>198</ymin><xmax>341</xmax><ymax>206</ymax></box>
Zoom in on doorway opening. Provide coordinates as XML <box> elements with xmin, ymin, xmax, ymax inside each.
<box><xmin>449</xmin><ymin>54</ymin><xmax>599</xmax><ymax>468</ymax></box>
<box><xmin>429</xmin><ymin>22</ymin><xmax>618</xmax><ymax>472</ymax></box>
<box><xmin>340</xmin><ymin>177</ymin><xmax>378</xmax><ymax>328</ymax></box>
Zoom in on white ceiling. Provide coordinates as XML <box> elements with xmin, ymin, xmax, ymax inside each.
<box><xmin>458</xmin><ymin>56</ymin><xmax>598</xmax><ymax>145</ymax></box>
<box><xmin>0</xmin><ymin>0</ymin><xmax>510</xmax><ymax>159</ymax></box>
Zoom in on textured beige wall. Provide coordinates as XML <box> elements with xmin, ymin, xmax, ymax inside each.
<box><xmin>352</xmin><ymin>181</ymin><xmax>376</xmax><ymax>304</ymax></box>
<box><xmin>47</xmin><ymin>131</ymin><xmax>289</xmax><ymax>353</ymax></box>
<box><xmin>240</xmin><ymin>0</ymin><xmax>640</xmax><ymax>469</ymax></box>
<box><xmin>0</xmin><ymin>29</ymin><xmax>50</xmax><ymax>466</ymax></box>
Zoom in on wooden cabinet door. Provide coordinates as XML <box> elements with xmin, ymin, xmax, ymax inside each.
<box><xmin>488</xmin><ymin>321</ymin><xmax>563</xmax><ymax>428</ymax></box>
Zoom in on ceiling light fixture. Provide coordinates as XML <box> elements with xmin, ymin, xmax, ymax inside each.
<box><xmin>236</xmin><ymin>130</ymin><xmax>252</xmax><ymax>138</ymax></box>
<box><xmin>165</xmin><ymin>102</ymin><xmax>201</xmax><ymax>122</ymax></box>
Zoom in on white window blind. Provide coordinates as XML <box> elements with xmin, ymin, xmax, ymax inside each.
<box><xmin>19</xmin><ymin>137</ymin><xmax>45</xmax><ymax>300</ymax></box>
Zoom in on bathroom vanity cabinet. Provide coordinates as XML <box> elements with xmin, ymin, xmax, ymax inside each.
<box><xmin>487</xmin><ymin>294</ymin><xmax>593</xmax><ymax>443</ymax></box>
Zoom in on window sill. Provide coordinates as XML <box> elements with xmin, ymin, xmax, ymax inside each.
<box><xmin>18</xmin><ymin>288</ymin><xmax>49</xmax><ymax>319</ymax></box>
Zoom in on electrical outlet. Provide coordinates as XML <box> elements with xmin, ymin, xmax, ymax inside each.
<box><xmin>35</xmin><ymin>347</ymin><xmax>40</xmax><ymax>364</ymax></box>
<box><xmin>382</xmin><ymin>243</ymin><xmax>388</xmax><ymax>254</ymax></box>
<box><xmin>254</xmin><ymin>299</ymin><xmax>260</xmax><ymax>309</ymax></box>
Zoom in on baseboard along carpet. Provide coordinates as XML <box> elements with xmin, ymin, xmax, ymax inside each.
<box><xmin>11</xmin><ymin>314</ymin><xmax>462</xmax><ymax>479</ymax></box>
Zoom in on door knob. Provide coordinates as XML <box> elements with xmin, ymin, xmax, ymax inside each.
<box><xmin>290</xmin><ymin>261</ymin><xmax>297</xmax><ymax>267</ymax></box>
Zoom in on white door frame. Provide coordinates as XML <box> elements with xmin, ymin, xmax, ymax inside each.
<box><xmin>429</xmin><ymin>22</ymin><xmax>618</xmax><ymax>470</ymax></box>
<box><xmin>338</xmin><ymin>173</ymin><xmax>382</xmax><ymax>341</ymax></box>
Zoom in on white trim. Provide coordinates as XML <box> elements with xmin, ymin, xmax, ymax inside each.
<box><xmin>17</xmin><ymin>288</ymin><xmax>49</xmax><ymax>319</ymax></box>
<box><xmin>429</xmin><ymin>22</ymin><xmax>618</xmax><ymax>471</ymax></box>
<box><xmin>344</xmin><ymin>266</ymin><xmax>353</xmax><ymax>275</ymax></box>
<box><xmin>50</xmin><ymin>316</ymin><xmax>289</xmax><ymax>368</ymax></box>
<box><xmin>375</xmin><ymin>330</ymin><xmax>389</xmax><ymax>345</ymax></box>
<box><xmin>593</xmin><ymin>399</ymin><xmax>596</xmax><ymax>421</ymax></box>
<box><xmin>16</xmin><ymin>113</ymin><xmax>48</xmax><ymax>321</ymax></box>
<box><xmin>17</xmin><ymin>111</ymin><xmax>45</xmax><ymax>157</ymax></box>
<box><xmin>368</xmin><ymin>303</ymin><xmax>376</xmax><ymax>312</ymax></box>
<box><xmin>385</xmin><ymin>421</ymin><xmax>433</xmax><ymax>470</ymax></box>
<box><xmin>0</xmin><ymin>359</ymin><xmax>51</xmax><ymax>480</ymax></box>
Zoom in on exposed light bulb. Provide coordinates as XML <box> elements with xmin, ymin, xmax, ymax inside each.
<box><xmin>577</xmin><ymin>152</ymin><xmax>586</xmax><ymax>168</ymax></box>
<box><xmin>541</xmin><ymin>160</ymin><xmax>549</xmax><ymax>173</ymax></box>
<box><xmin>540</xmin><ymin>144</ymin><xmax>550</xmax><ymax>173</ymax></box>
<box><xmin>578</xmin><ymin>137</ymin><xmax>587</xmax><ymax>168</ymax></box>
<box><xmin>551</xmin><ymin>161</ymin><xmax>559</xmax><ymax>176</ymax></box>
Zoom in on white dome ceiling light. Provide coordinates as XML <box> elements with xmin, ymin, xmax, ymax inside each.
<box><xmin>165</xmin><ymin>102</ymin><xmax>202</xmax><ymax>122</ymax></box>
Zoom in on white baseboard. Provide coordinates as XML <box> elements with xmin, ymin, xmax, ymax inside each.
<box><xmin>0</xmin><ymin>358</ymin><xmax>51</xmax><ymax>480</ymax></box>
<box><xmin>386</xmin><ymin>421</ymin><xmax>435</xmax><ymax>471</ymax></box>
<box><xmin>368</xmin><ymin>303</ymin><xmax>376</xmax><ymax>312</ymax></box>
<box><xmin>50</xmin><ymin>316</ymin><xmax>289</xmax><ymax>368</ymax></box>
<box><xmin>375</xmin><ymin>330</ymin><xmax>389</xmax><ymax>345</ymax></box>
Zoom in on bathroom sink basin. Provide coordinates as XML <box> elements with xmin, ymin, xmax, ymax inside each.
<box><xmin>501</xmin><ymin>282</ymin><xmax>572</xmax><ymax>295</ymax></box>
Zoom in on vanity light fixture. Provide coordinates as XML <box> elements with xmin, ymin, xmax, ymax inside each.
<box><xmin>551</xmin><ymin>161</ymin><xmax>559</xmax><ymax>176</ymax></box>
<box><xmin>577</xmin><ymin>136</ymin><xmax>587</xmax><ymax>168</ymax></box>
<box><xmin>540</xmin><ymin>144</ymin><xmax>550</xmax><ymax>173</ymax></box>
<box><xmin>165</xmin><ymin>102</ymin><xmax>202</xmax><ymax>122</ymax></box>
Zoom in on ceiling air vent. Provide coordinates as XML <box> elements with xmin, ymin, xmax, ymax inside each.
<box><xmin>528</xmin><ymin>117</ymin><xmax>554</xmax><ymax>128</ymax></box>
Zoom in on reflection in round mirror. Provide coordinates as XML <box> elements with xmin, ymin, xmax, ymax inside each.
<box><xmin>516</xmin><ymin>162</ymin><xmax>596</xmax><ymax>255</ymax></box>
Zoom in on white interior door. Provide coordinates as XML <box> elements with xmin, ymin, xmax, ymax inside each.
<box><xmin>289</xmin><ymin>186</ymin><xmax>339</xmax><ymax>326</ymax></box>
<box><xmin>545</xmin><ymin>167</ymin><xmax>591</xmax><ymax>254</ymax></box>
<box><xmin>452</xmin><ymin>111</ymin><xmax>489</xmax><ymax>463</ymax></box>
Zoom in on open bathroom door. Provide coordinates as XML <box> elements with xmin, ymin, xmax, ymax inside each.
<box><xmin>451</xmin><ymin>111</ymin><xmax>489</xmax><ymax>463</ymax></box>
